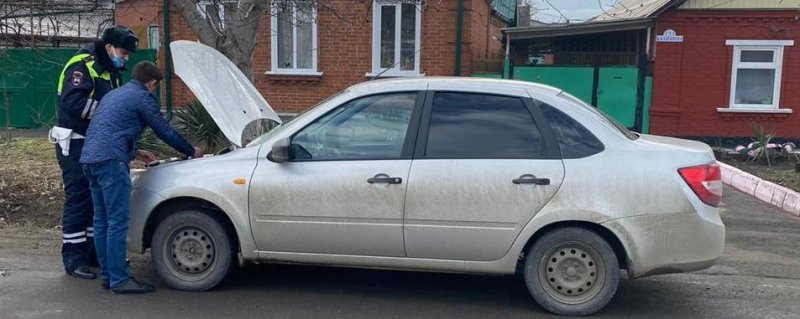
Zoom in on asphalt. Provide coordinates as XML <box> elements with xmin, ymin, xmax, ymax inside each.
<box><xmin>1</xmin><ymin>186</ymin><xmax>799</xmax><ymax>319</ymax></box>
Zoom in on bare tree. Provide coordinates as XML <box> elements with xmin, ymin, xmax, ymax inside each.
<box><xmin>171</xmin><ymin>0</ymin><xmax>269</xmax><ymax>82</ymax></box>
<box><xmin>170</xmin><ymin>0</ymin><xmax>421</xmax><ymax>82</ymax></box>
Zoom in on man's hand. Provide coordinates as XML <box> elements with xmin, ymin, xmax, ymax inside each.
<box><xmin>135</xmin><ymin>149</ymin><xmax>157</xmax><ymax>163</ymax></box>
<box><xmin>192</xmin><ymin>147</ymin><xmax>204</xmax><ymax>158</ymax></box>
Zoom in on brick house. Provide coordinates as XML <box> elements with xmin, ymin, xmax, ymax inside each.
<box><xmin>503</xmin><ymin>0</ymin><xmax>800</xmax><ymax>139</ymax></box>
<box><xmin>647</xmin><ymin>0</ymin><xmax>800</xmax><ymax>138</ymax></box>
<box><xmin>115</xmin><ymin>0</ymin><xmax>516</xmax><ymax>115</ymax></box>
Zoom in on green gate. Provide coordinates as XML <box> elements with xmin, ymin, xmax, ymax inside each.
<box><xmin>0</xmin><ymin>48</ymin><xmax>158</xmax><ymax>129</ymax></box>
<box><xmin>512</xmin><ymin>66</ymin><xmax>652</xmax><ymax>133</ymax></box>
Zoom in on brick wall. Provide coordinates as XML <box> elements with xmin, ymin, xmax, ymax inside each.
<box><xmin>125</xmin><ymin>0</ymin><xmax>509</xmax><ymax>114</ymax></box>
<box><xmin>651</xmin><ymin>10</ymin><xmax>800</xmax><ymax>137</ymax></box>
<box><xmin>467</xmin><ymin>0</ymin><xmax>506</xmax><ymax>73</ymax></box>
<box><xmin>115</xmin><ymin>0</ymin><xmax>161</xmax><ymax>48</ymax></box>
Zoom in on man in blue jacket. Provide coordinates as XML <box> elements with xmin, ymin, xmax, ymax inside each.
<box><xmin>81</xmin><ymin>61</ymin><xmax>203</xmax><ymax>294</ymax></box>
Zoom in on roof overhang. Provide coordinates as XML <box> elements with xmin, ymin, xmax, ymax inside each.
<box><xmin>503</xmin><ymin>18</ymin><xmax>654</xmax><ymax>41</ymax></box>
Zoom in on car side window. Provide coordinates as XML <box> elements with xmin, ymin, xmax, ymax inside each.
<box><xmin>424</xmin><ymin>92</ymin><xmax>543</xmax><ymax>159</ymax></box>
<box><xmin>291</xmin><ymin>93</ymin><xmax>416</xmax><ymax>161</ymax></box>
<box><xmin>538</xmin><ymin>102</ymin><xmax>604</xmax><ymax>159</ymax></box>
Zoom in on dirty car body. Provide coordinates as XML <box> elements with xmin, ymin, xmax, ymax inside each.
<box><xmin>128</xmin><ymin>41</ymin><xmax>725</xmax><ymax>316</ymax></box>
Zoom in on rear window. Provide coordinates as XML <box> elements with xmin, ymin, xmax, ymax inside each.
<box><xmin>557</xmin><ymin>91</ymin><xmax>639</xmax><ymax>141</ymax></box>
<box><xmin>424</xmin><ymin>92</ymin><xmax>543</xmax><ymax>159</ymax></box>
<box><xmin>539</xmin><ymin>103</ymin><xmax>604</xmax><ymax>159</ymax></box>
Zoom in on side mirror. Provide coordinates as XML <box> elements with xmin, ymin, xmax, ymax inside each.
<box><xmin>267</xmin><ymin>137</ymin><xmax>291</xmax><ymax>163</ymax></box>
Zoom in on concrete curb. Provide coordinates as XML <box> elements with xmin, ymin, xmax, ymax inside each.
<box><xmin>718</xmin><ymin>161</ymin><xmax>800</xmax><ymax>216</ymax></box>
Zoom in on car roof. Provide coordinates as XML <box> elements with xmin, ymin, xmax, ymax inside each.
<box><xmin>347</xmin><ymin>76</ymin><xmax>564</xmax><ymax>97</ymax></box>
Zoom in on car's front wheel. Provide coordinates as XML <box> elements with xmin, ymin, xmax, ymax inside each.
<box><xmin>523</xmin><ymin>227</ymin><xmax>620</xmax><ymax>316</ymax></box>
<box><xmin>151</xmin><ymin>209</ymin><xmax>235</xmax><ymax>291</ymax></box>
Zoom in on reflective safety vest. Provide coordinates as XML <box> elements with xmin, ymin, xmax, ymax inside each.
<box><xmin>56</xmin><ymin>53</ymin><xmax>119</xmax><ymax>98</ymax></box>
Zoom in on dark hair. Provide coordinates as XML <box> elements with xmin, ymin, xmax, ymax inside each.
<box><xmin>132</xmin><ymin>61</ymin><xmax>163</xmax><ymax>83</ymax></box>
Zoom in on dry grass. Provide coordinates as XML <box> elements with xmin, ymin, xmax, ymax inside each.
<box><xmin>0</xmin><ymin>137</ymin><xmax>63</xmax><ymax>227</ymax></box>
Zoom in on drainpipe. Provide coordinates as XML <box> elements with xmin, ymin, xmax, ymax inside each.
<box><xmin>454</xmin><ymin>0</ymin><xmax>464</xmax><ymax>76</ymax></box>
<box><xmin>503</xmin><ymin>36</ymin><xmax>510</xmax><ymax>79</ymax></box>
<box><xmin>163</xmin><ymin>0</ymin><xmax>173</xmax><ymax>120</ymax></box>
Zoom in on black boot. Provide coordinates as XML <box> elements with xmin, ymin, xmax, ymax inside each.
<box><xmin>111</xmin><ymin>277</ymin><xmax>155</xmax><ymax>294</ymax></box>
<box><xmin>66</xmin><ymin>265</ymin><xmax>97</xmax><ymax>280</ymax></box>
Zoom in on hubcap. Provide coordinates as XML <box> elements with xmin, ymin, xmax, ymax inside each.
<box><xmin>169</xmin><ymin>227</ymin><xmax>215</xmax><ymax>275</ymax></box>
<box><xmin>540</xmin><ymin>244</ymin><xmax>605</xmax><ymax>304</ymax></box>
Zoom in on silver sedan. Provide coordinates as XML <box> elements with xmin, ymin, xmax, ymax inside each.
<box><xmin>128</xmin><ymin>41</ymin><xmax>724</xmax><ymax>316</ymax></box>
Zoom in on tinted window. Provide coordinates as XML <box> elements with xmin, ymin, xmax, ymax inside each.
<box><xmin>425</xmin><ymin>92</ymin><xmax>542</xmax><ymax>159</ymax></box>
<box><xmin>557</xmin><ymin>91</ymin><xmax>638</xmax><ymax>140</ymax></box>
<box><xmin>292</xmin><ymin>93</ymin><xmax>416</xmax><ymax>160</ymax></box>
<box><xmin>539</xmin><ymin>103</ymin><xmax>604</xmax><ymax>159</ymax></box>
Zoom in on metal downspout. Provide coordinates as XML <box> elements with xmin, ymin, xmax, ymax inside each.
<box><xmin>454</xmin><ymin>0</ymin><xmax>464</xmax><ymax>76</ymax></box>
<box><xmin>163</xmin><ymin>0</ymin><xmax>173</xmax><ymax>120</ymax></box>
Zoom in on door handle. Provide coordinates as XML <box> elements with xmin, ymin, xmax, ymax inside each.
<box><xmin>513</xmin><ymin>174</ymin><xmax>550</xmax><ymax>185</ymax></box>
<box><xmin>368</xmin><ymin>174</ymin><xmax>403</xmax><ymax>184</ymax></box>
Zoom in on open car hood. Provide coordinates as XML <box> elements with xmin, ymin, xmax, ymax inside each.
<box><xmin>170</xmin><ymin>40</ymin><xmax>281</xmax><ymax>147</ymax></box>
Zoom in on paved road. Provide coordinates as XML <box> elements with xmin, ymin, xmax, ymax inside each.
<box><xmin>2</xmin><ymin>186</ymin><xmax>800</xmax><ymax>319</ymax></box>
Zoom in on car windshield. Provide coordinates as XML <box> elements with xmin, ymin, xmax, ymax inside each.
<box><xmin>556</xmin><ymin>91</ymin><xmax>639</xmax><ymax>141</ymax></box>
<box><xmin>246</xmin><ymin>89</ymin><xmax>349</xmax><ymax>147</ymax></box>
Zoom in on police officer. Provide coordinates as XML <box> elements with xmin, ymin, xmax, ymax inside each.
<box><xmin>50</xmin><ymin>26</ymin><xmax>139</xmax><ymax>280</ymax></box>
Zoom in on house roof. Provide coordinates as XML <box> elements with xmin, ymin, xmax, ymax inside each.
<box><xmin>593</xmin><ymin>0</ymin><xmax>685</xmax><ymax>22</ymax></box>
<box><xmin>679</xmin><ymin>0</ymin><xmax>800</xmax><ymax>9</ymax></box>
<box><xmin>503</xmin><ymin>18</ymin><xmax>654</xmax><ymax>40</ymax></box>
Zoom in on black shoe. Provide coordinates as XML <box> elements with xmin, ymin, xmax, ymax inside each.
<box><xmin>111</xmin><ymin>277</ymin><xmax>155</xmax><ymax>294</ymax></box>
<box><xmin>66</xmin><ymin>266</ymin><xmax>97</xmax><ymax>280</ymax></box>
<box><xmin>102</xmin><ymin>279</ymin><xmax>110</xmax><ymax>290</ymax></box>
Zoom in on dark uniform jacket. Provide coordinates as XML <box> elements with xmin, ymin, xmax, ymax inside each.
<box><xmin>57</xmin><ymin>41</ymin><xmax>123</xmax><ymax>136</ymax></box>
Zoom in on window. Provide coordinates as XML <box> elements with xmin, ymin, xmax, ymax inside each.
<box><xmin>558</xmin><ymin>91</ymin><xmax>638</xmax><ymax>140</ymax></box>
<box><xmin>371</xmin><ymin>1</ymin><xmax>421</xmax><ymax>77</ymax></box>
<box><xmin>424</xmin><ymin>92</ymin><xmax>542</xmax><ymax>159</ymax></box>
<box><xmin>147</xmin><ymin>25</ymin><xmax>159</xmax><ymax>49</ymax></box>
<box><xmin>291</xmin><ymin>93</ymin><xmax>417</xmax><ymax>161</ymax></box>
<box><xmin>726</xmin><ymin>40</ymin><xmax>794</xmax><ymax>110</ymax></box>
<box><xmin>270</xmin><ymin>1</ymin><xmax>319</xmax><ymax>75</ymax></box>
<box><xmin>539</xmin><ymin>103</ymin><xmax>604</xmax><ymax>159</ymax></box>
<box><xmin>197</xmin><ymin>0</ymin><xmax>238</xmax><ymax>30</ymax></box>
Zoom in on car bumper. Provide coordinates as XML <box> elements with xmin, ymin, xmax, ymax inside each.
<box><xmin>602</xmin><ymin>207</ymin><xmax>725</xmax><ymax>279</ymax></box>
<box><xmin>127</xmin><ymin>188</ymin><xmax>165</xmax><ymax>254</ymax></box>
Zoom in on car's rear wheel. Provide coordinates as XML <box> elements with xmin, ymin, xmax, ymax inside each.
<box><xmin>151</xmin><ymin>209</ymin><xmax>235</xmax><ymax>291</ymax></box>
<box><xmin>523</xmin><ymin>227</ymin><xmax>619</xmax><ymax>316</ymax></box>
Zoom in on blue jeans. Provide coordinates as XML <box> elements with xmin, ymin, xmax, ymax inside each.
<box><xmin>83</xmin><ymin>160</ymin><xmax>131</xmax><ymax>288</ymax></box>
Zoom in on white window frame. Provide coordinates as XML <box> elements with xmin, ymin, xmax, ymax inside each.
<box><xmin>196</xmin><ymin>0</ymin><xmax>237</xmax><ymax>30</ymax></box>
<box><xmin>268</xmin><ymin>2</ymin><xmax>320</xmax><ymax>76</ymax></box>
<box><xmin>368</xmin><ymin>0</ymin><xmax>422</xmax><ymax>78</ymax></box>
<box><xmin>147</xmin><ymin>25</ymin><xmax>159</xmax><ymax>49</ymax></box>
<box><xmin>723</xmin><ymin>39</ymin><xmax>793</xmax><ymax>112</ymax></box>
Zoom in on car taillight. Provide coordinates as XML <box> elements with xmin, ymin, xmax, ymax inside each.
<box><xmin>679</xmin><ymin>163</ymin><xmax>723</xmax><ymax>207</ymax></box>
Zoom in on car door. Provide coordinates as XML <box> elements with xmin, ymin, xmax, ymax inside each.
<box><xmin>249</xmin><ymin>92</ymin><xmax>423</xmax><ymax>257</ymax></box>
<box><xmin>404</xmin><ymin>91</ymin><xmax>565</xmax><ymax>261</ymax></box>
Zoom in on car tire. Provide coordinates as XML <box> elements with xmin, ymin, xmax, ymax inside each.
<box><xmin>523</xmin><ymin>227</ymin><xmax>619</xmax><ymax>316</ymax></box>
<box><xmin>151</xmin><ymin>209</ymin><xmax>235</xmax><ymax>291</ymax></box>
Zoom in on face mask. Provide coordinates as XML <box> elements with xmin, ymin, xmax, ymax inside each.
<box><xmin>111</xmin><ymin>48</ymin><xmax>125</xmax><ymax>69</ymax></box>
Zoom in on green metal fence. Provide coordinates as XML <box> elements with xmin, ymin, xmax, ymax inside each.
<box><xmin>512</xmin><ymin>66</ymin><xmax>652</xmax><ymax>133</ymax></box>
<box><xmin>0</xmin><ymin>48</ymin><xmax>157</xmax><ymax>129</ymax></box>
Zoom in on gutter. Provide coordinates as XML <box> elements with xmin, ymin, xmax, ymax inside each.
<box><xmin>454</xmin><ymin>0</ymin><xmax>464</xmax><ymax>76</ymax></box>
